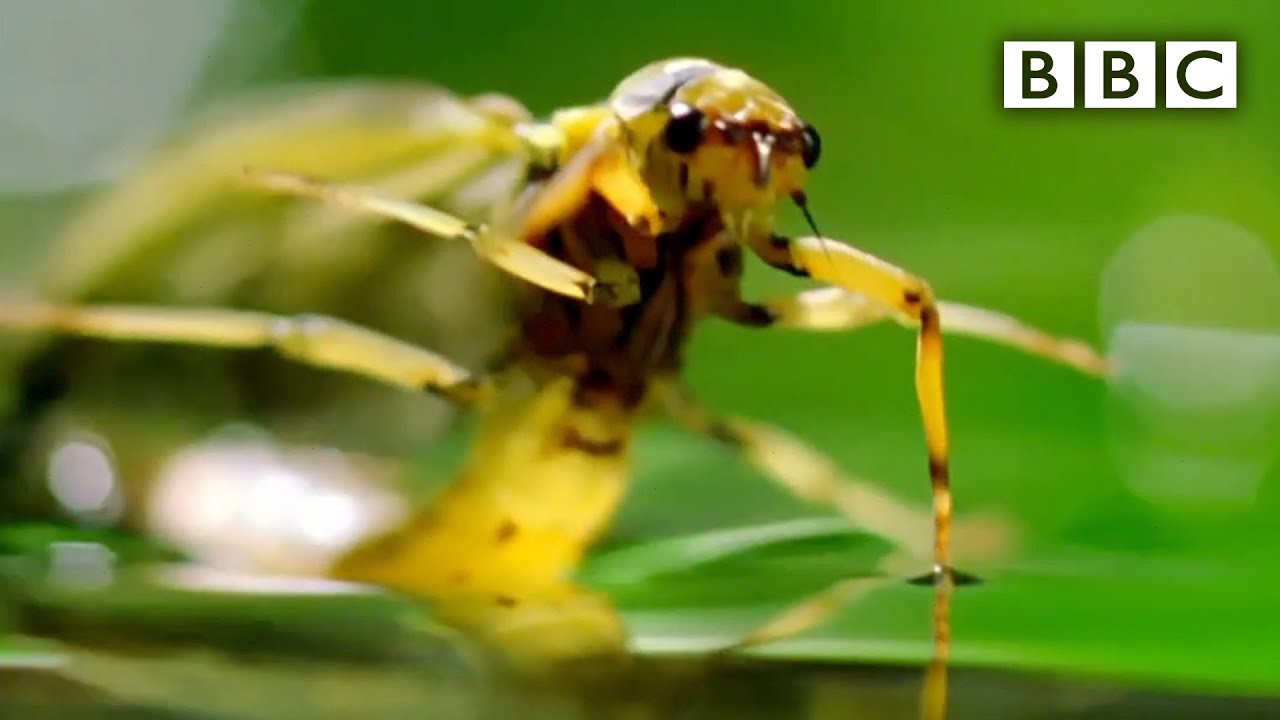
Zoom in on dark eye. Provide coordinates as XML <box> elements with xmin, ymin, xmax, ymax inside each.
<box><xmin>800</xmin><ymin>123</ymin><xmax>821</xmax><ymax>169</ymax></box>
<box><xmin>663</xmin><ymin>103</ymin><xmax>706</xmax><ymax>154</ymax></box>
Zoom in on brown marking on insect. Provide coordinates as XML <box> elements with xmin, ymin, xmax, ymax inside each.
<box><xmin>731</xmin><ymin>302</ymin><xmax>776</xmax><ymax>327</ymax></box>
<box><xmin>495</xmin><ymin>595</ymin><xmax>519</xmax><ymax>608</ymax></box>
<box><xmin>526</xmin><ymin>160</ymin><xmax>557</xmax><ymax>184</ymax></box>
<box><xmin>332</xmin><ymin>529</ymin><xmax>403</xmax><ymax>579</ymax></box>
<box><xmin>570</xmin><ymin>366</ymin><xmax>648</xmax><ymax>409</ymax></box>
<box><xmin>521</xmin><ymin>304</ymin><xmax>575</xmax><ymax>356</ymax></box>
<box><xmin>495</xmin><ymin>519</ymin><xmax>518</xmax><ymax>544</ymax></box>
<box><xmin>707</xmin><ymin>419</ymin><xmax>744</xmax><ymax>447</ymax></box>
<box><xmin>560</xmin><ymin>426</ymin><xmax>626</xmax><ymax>456</ymax></box>
<box><xmin>718</xmin><ymin>121</ymin><xmax>749</xmax><ymax>145</ymax></box>
<box><xmin>928</xmin><ymin>453</ymin><xmax>948</xmax><ymax>489</ymax></box>
<box><xmin>715</xmin><ymin>245</ymin><xmax>743</xmax><ymax>277</ymax></box>
<box><xmin>366</xmin><ymin>531</ymin><xmax>403</xmax><ymax>559</ymax></box>
<box><xmin>761</xmin><ymin>234</ymin><xmax>808</xmax><ymax>277</ymax></box>
<box><xmin>613</xmin><ymin>210</ymin><xmax>659</xmax><ymax>269</ymax></box>
<box><xmin>431</xmin><ymin>377</ymin><xmax>486</xmax><ymax>404</ymax></box>
<box><xmin>919</xmin><ymin>305</ymin><xmax>943</xmax><ymax>346</ymax></box>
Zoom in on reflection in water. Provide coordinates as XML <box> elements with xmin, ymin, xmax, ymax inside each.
<box><xmin>46</xmin><ymin>541</ymin><xmax>116</xmax><ymax>590</ymax></box>
<box><xmin>923</xmin><ymin>577</ymin><xmax>954</xmax><ymax>720</ymax></box>
<box><xmin>6</xmin><ymin>604</ymin><xmax>1279</xmax><ymax>720</ymax></box>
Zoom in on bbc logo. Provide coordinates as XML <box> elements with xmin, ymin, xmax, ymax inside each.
<box><xmin>1003</xmin><ymin>41</ymin><xmax>1237</xmax><ymax>109</ymax></box>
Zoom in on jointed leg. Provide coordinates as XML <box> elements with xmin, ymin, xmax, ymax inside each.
<box><xmin>720</xmin><ymin>573</ymin><xmax>895</xmax><ymax>652</ymax></box>
<box><xmin>280</xmin><ymin>144</ymin><xmax>503</xmax><ymax>242</ymax></box>
<box><xmin>654</xmin><ymin>380</ymin><xmax>923</xmax><ymax>645</ymax></box>
<box><xmin>244</xmin><ymin>168</ymin><xmax>638</xmax><ymax>307</ymax></box>
<box><xmin>936</xmin><ymin>301</ymin><xmax>1110</xmax><ymax>375</ymax></box>
<box><xmin>720</xmin><ymin>558</ymin><xmax>954</xmax><ymax>720</ymax></box>
<box><xmin>737</xmin><ymin>234</ymin><xmax>1080</xmax><ymax>717</ymax></box>
<box><xmin>724</xmin><ymin>287</ymin><xmax>1109</xmax><ymax>377</ymax></box>
<box><xmin>655</xmin><ymin>379</ymin><xmax>931</xmax><ymax>556</ymax></box>
<box><xmin>657</xmin><ymin>380</ymin><xmax>997</xmax><ymax>720</ymax></box>
<box><xmin>0</xmin><ymin>302</ymin><xmax>489</xmax><ymax>405</ymax></box>
<box><xmin>654</xmin><ymin>379</ymin><xmax>1014</xmax><ymax>562</ymax></box>
<box><xmin>748</xmin><ymin>236</ymin><xmax>958</xmax><ymax>580</ymax></box>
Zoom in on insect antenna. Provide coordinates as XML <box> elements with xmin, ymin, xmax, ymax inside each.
<box><xmin>791</xmin><ymin>190</ymin><xmax>845</xmax><ymax>289</ymax></box>
<box><xmin>792</xmin><ymin>190</ymin><xmax>822</xmax><ymax>237</ymax></box>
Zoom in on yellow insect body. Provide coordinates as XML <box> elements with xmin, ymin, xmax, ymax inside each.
<box><xmin>333</xmin><ymin>374</ymin><xmax>634</xmax><ymax>661</ymax></box>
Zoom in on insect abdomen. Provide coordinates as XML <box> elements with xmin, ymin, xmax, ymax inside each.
<box><xmin>329</xmin><ymin>376</ymin><xmax>631</xmax><ymax>601</ymax></box>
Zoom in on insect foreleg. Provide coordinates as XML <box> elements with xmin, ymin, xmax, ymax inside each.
<box><xmin>746</xmin><ymin>236</ymin><xmax>966</xmax><ymax>583</ymax></box>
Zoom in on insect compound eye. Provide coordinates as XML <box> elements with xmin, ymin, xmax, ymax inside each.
<box><xmin>800</xmin><ymin>123</ymin><xmax>822</xmax><ymax>169</ymax></box>
<box><xmin>663</xmin><ymin>103</ymin><xmax>707</xmax><ymax>155</ymax></box>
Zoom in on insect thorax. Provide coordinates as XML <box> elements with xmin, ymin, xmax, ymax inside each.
<box><xmin>511</xmin><ymin>194</ymin><xmax>731</xmax><ymax>406</ymax></box>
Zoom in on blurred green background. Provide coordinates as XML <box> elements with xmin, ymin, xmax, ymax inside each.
<box><xmin>2</xmin><ymin>0</ymin><xmax>1279</xmax><ymax>715</ymax></box>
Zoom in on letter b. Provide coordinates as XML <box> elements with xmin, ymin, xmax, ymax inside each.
<box><xmin>1022</xmin><ymin>51</ymin><xmax>1057</xmax><ymax>99</ymax></box>
<box><xmin>1102</xmin><ymin>51</ymin><xmax>1138</xmax><ymax>99</ymax></box>
<box><xmin>1085</xmin><ymin>42</ymin><xmax>1155</xmax><ymax>108</ymax></box>
<box><xmin>1004</xmin><ymin>42</ymin><xmax>1075</xmax><ymax>108</ymax></box>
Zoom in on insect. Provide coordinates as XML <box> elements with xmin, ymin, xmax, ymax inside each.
<box><xmin>0</xmin><ymin>58</ymin><xmax>1109</xmax><ymax>712</ymax></box>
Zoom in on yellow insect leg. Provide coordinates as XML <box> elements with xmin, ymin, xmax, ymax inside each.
<box><xmin>748</xmin><ymin>287</ymin><xmax>1109</xmax><ymax>377</ymax></box>
<box><xmin>658</xmin><ymin>378</ymin><xmax>1016</xmax><ymax>719</ymax></box>
<box><xmin>243</xmin><ymin>168</ymin><xmax>630</xmax><ymax>306</ymax></box>
<box><xmin>747</xmin><ymin>237</ymin><xmax>956</xmax><ymax>581</ymax></box>
<box><xmin>0</xmin><ymin>301</ymin><xmax>488</xmax><ymax>403</ymax></box>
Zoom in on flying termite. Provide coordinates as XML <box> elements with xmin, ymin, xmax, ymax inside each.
<box><xmin>0</xmin><ymin>58</ymin><xmax>1111</xmax><ymax>717</ymax></box>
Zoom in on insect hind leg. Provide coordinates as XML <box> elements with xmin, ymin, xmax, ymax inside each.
<box><xmin>656</xmin><ymin>378</ymin><xmax>1012</xmax><ymax>718</ymax></box>
<box><xmin>0</xmin><ymin>301</ymin><xmax>490</xmax><ymax>404</ymax></box>
<box><xmin>654</xmin><ymin>379</ymin><xmax>1012</xmax><ymax>619</ymax></box>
